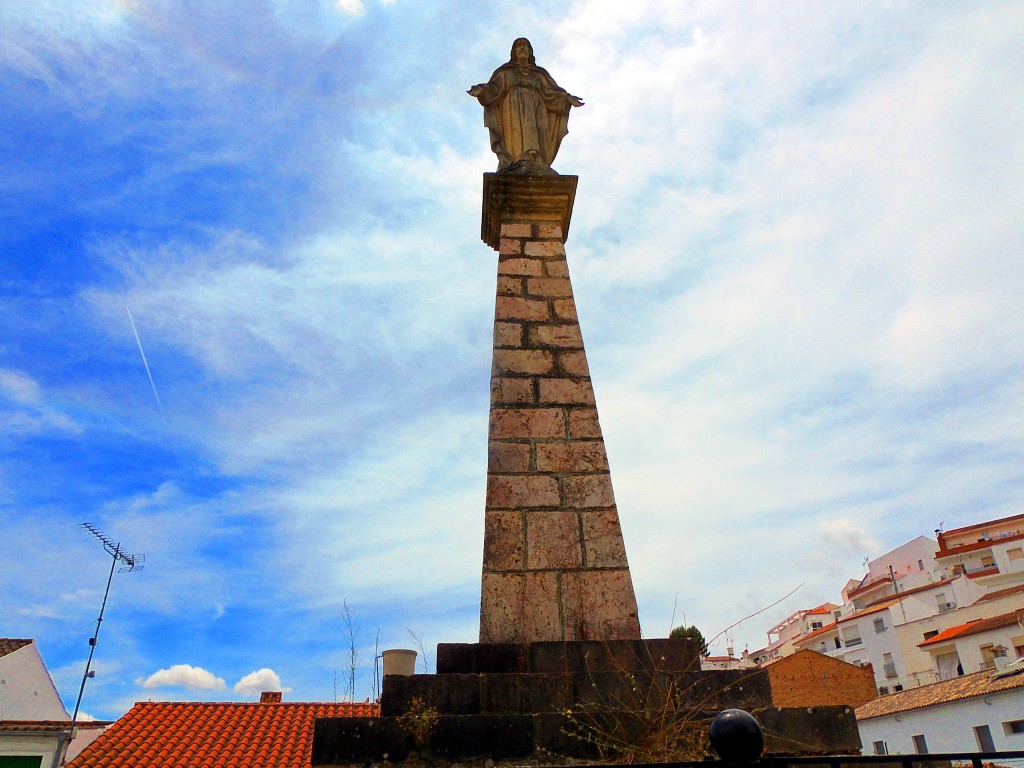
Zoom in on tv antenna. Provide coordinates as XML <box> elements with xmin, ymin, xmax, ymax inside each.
<box><xmin>70</xmin><ymin>524</ymin><xmax>144</xmax><ymax>730</ymax></box>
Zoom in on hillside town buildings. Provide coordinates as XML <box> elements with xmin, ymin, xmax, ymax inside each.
<box><xmin>751</xmin><ymin>514</ymin><xmax>1024</xmax><ymax>696</ymax></box>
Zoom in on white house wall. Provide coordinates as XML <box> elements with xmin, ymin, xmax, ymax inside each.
<box><xmin>896</xmin><ymin>593</ymin><xmax>1024</xmax><ymax>688</ymax></box>
<box><xmin>0</xmin><ymin>643</ymin><xmax>70</xmax><ymax>721</ymax></box>
<box><xmin>858</xmin><ymin>688</ymin><xmax>1024</xmax><ymax>755</ymax></box>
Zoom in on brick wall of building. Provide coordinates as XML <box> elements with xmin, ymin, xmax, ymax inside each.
<box><xmin>767</xmin><ymin>649</ymin><xmax>877</xmax><ymax>709</ymax></box>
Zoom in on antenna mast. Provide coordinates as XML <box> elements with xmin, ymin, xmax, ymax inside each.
<box><xmin>71</xmin><ymin>524</ymin><xmax>144</xmax><ymax>729</ymax></box>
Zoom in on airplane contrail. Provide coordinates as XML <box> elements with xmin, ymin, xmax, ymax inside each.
<box><xmin>126</xmin><ymin>305</ymin><xmax>165</xmax><ymax>420</ymax></box>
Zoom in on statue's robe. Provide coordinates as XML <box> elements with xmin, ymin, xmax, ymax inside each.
<box><xmin>474</xmin><ymin>63</ymin><xmax>573</xmax><ymax>170</ymax></box>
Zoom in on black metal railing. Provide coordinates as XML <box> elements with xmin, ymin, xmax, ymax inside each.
<box><xmin>591</xmin><ymin>751</ymin><xmax>1024</xmax><ymax>768</ymax></box>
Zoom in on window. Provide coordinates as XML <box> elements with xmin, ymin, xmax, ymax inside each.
<box><xmin>834</xmin><ymin>636</ymin><xmax>842</xmax><ymax>649</ymax></box>
<box><xmin>918</xmin><ymin>559</ymin><xmax>925</xmax><ymax>570</ymax></box>
<box><xmin>913</xmin><ymin>734</ymin><xmax>928</xmax><ymax>754</ymax></box>
<box><xmin>872</xmin><ymin>741</ymin><xmax>888</xmax><ymax>756</ymax></box>
<box><xmin>981</xmin><ymin>554</ymin><xmax>996</xmax><ymax>568</ymax></box>
<box><xmin>894</xmin><ymin>684</ymin><xmax>904</xmax><ymax>691</ymax></box>
<box><xmin>843</xmin><ymin>626</ymin><xmax>862</xmax><ymax>647</ymax></box>
<box><xmin>923</xmin><ymin>630</ymin><xmax>939</xmax><ymax>641</ymax></box>
<box><xmin>975</xmin><ymin>724</ymin><xmax>996</xmax><ymax>752</ymax></box>
<box><xmin>877</xmin><ymin>686</ymin><xmax>889</xmax><ymax>695</ymax></box>
<box><xmin>811</xmin><ymin>621</ymin><xmax>823</xmax><ymax>630</ymax></box>
<box><xmin>874</xmin><ymin>617</ymin><xmax>887</xmax><ymax>633</ymax></box>
<box><xmin>1012</xmin><ymin>635</ymin><xmax>1024</xmax><ymax>658</ymax></box>
<box><xmin>1003</xmin><ymin>719</ymin><xmax>1024</xmax><ymax>735</ymax></box>
<box><xmin>883</xmin><ymin>652</ymin><xmax>898</xmax><ymax>679</ymax></box>
<box><xmin>1008</xmin><ymin>547</ymin><xmax>1024</xmax><ymax>562</ymax></box>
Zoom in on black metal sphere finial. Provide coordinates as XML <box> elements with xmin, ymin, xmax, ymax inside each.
<box><xmin>709</xmin><ymin>709</ymin><xmax>765</xmax><ymax>762</ymax></box>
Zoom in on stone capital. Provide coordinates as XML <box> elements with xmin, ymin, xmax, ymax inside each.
<box><xmin>481</xmin><ymin>173</ymin><xmax>578</xmax><ymax>251</ymax></box>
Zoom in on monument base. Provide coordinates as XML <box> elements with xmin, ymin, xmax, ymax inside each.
<box><xmin>312</xmin><ymin>639</ymin><xmax>861</xmax><ymax>764</ymax></box>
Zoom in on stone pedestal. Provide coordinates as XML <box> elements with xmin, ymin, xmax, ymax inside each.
<box><xmin>480</xmin><ymin>173</ymin><xmax>640</xmax><ymax>643</ymax></box>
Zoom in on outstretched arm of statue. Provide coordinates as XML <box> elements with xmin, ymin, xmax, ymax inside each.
<box><xmin>467</xmin><ymin>84</ymin><xmax>486</xmax><ymax>98</ymax></box>
<box><xmin>568</xmin><ymin>94</ymin><xmax>584</xmax><ymax>107</ymax></box>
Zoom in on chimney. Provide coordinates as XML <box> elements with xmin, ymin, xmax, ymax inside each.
<box><xmin>260</xmin><ymin>691</ymin><xmax>282</xmax><ymax>703</ymax></box>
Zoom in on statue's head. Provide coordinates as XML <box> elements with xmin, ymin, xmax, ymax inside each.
<box><xmin>510</xmin><ymin>38</ymin><xmax>535</xmax><ymax>66</ymax></box>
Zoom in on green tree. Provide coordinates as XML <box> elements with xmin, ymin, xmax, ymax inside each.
<box><xmin>669</xmin><ymin>624</ymin><xmax>708</xmax><ymax>656</ymax></box>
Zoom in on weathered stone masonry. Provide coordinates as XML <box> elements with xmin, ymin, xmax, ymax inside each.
<box><xmin>481</xmin><ymin>209</ymin><xmax>641</xmax><ymax>643</ymax></box>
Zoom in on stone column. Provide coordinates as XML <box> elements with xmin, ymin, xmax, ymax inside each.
<box><xmin>479</xmin><ymin>173</ymin><xmax>641</xmax><ymax>643</ymax></box>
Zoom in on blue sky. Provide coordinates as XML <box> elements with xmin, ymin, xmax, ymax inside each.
<box><xmin>2</xmin><ymin>1</ymin><xmax>1022</xmax><ymax>719</ymax></box>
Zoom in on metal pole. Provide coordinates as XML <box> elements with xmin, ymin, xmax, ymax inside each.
<box><xmin>71</xmin><ymin>543</ymin><xmax>119</xmax><ymax>725</ymax></box>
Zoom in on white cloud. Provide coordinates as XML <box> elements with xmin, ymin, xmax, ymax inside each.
<box><xmin>817</xmin><ymin>519</ymin><xmax>882</xmax><ymax>556</ymax></box>
<box><xmin>336</xmin><ymin>0</ymin><xmax>364</xmax><ymax>15</ymax></box>
<box><xmin>234</xmin><ymin>668</ymin><xmax>291</xmax><ymax>697</ymax></box>
<box><xmin>137</xmin><ymin>665</ymin><xmax>227</xmax><ymax>691</ymax></box>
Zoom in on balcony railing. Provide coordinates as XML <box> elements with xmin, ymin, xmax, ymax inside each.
<box><xmin>844</xmin><ymin>637</ymin><xmax>863</xmax><ymax>647</ymax></box>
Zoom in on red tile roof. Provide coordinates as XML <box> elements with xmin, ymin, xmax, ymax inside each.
<box><xmin>856</xmin><ymin>667</ymin><xmax>1024</xmax><ymax>720</ymax></box>
<box><xmin>69</xmin><ymin>701</ymin><xmax>378</xmax><ymax>768</ymax></box>
<box><xmin>0</xmin><ymin>639</ymin><xmax>32</xmax><ymax>658</ymax></box>
<box><xmin>977</xmin><ymin>583</ymin><xmax>1024</xmax><ymax>602</ymax></box>
<box><xmin>918</xmin><ymin>609</ymin><xmax>1024</xmax><ymax>647</ymax></box>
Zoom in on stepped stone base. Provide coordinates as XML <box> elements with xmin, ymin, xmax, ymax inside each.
<box><xmin>311</xmin><ymin>639</ymin><xmax>862</xmax><ymax>764</ymax></box>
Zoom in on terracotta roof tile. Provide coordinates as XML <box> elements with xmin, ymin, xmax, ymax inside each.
<box><xmin>68</xmin><ymin>700</ymin><xmax>378</xmax><ymax>768</ymax></box>
<box><xmin>856</xmin><ymin>668</ymin><xmax>1024</xmax><ymax>720</ymax></box>
<box><xmin>918</xmin><ymin>609</ymin><xmax>1024</xmax><ymax>647</ymax></box>
<box><xmin>977</xmin><ymin>583</ymin><xmax>1024</xmax><ymax>602</ymax></box>
<box><xmin>0</xmin><ymin>639</ymin><xmax>32</xmax><ymax>658</ymax></box>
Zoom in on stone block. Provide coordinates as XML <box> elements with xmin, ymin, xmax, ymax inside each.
<box><xmin>533</xmin><ymin>712</ymin><xmax>600</xmax><ymax>760</ymax></box>
<box><xmin>559</xmin><ymin>350</ymin><xmax>590</xmax><ymax>376</ymax></box>
<box><xmin>672</xmin><ymin>669</ymin><xmax>771</xmax><ymax>713</ymax></box>
<box><xmin>581</xmin><ymin>509</ymin><xmax>628</xmax><ymax>567</ymax></box>
<box><xmin>531</xmin><ymin>324</ymin><xmax>584</xmax><ymax>348</ymax></box>
<box><xmin>568</xmin><ymin>408</ymin><xmax>602</xmax><ymax>438</ymax></box>
<box><xmin>494</xmin><ymin>296</ymin><xmax>550</xmax><ymax>322</ymax></box>
<box><xmin>496</xmin><ymin>275</ymin><xmax>523</xmax><ymax>296</ymax></box>
<box><xmin>487</xmin><ymin>442</ymin><xmax>531</xmax><ymax>473</ymax></box>
<box><xmin>524</xmin><ymin>241</ymin><xmax>565</xmax><ymax>257</ymax></box>
<box><xmin>492</xmin><ymin>349</ymin><xmax>554</xmax><ymax>375</ymax></box>
<box><xmin>561</xmin><ymin>570</ymin><xmax>641</xmax><ymax>640</ymax></box>
<box><xmin>525</xmin><ymin>510</ymin><xmax>582</xmax><ymax>569</ymax></box>
<box><xmin>520</xmin><ymin>571</ymin><xmax>563</xmax><ymax>641</ymax></box>
<box><xmin>431</xmin><ymin>714</ymin><xmax>535</xmax><ymax>759</ymax></box>
<box><xmin>380</xmin><ymin>673</ymin><xmax>482</xmax><ymax>717</ymax></box>
<box><xmin>553</xmin><ymin>298</ymin><xmax>578</xmax><ymax>321</ymax></box>
<box><xmin>493</xmin><ymin>321</ymin><xmax>523</xmax><ymax>348</ymax></box>
<box><xmin>538</xmin><ymin>378</ymin><xmax>595</xmax><ymax>405</ymax></box>
<box><xmin>479</xmin><ymin>673</ymin><xmax>572</xmax><ymax>715</ymax></box>
<box><xmin>486</xmin><ymin>475</ymin><xmax>560</xmax><ymax>508</ymax></box>
<box><xmin>537</xmin><ymin>222</ymin><xmax>564</xmax><ymax>240</ymax></box>
<box><xmin>758</xmin><ymin>706</ymin><xmax>861</xmax><ymax>756</ymax></box>
<box><xmin>501</xmin><ymin>222</ymin><xmax>532</xmax><ymax>238</ymax></box>
<box><xmin>489</xmin><ymin>407</ymin><xmax>564</xmax><ymax>439</ymax></box>
<box><xmin>545</xmin><ymin>259</ymin><xmax>569</xmax><ymax>277</ymax></box>
<box><xmin>535</xmin><ymin>441</ymin><xmax>608</xmax><ymax>472</ymax></box>
<box><xmin>483</xmin><ymin>510</ymin><xmax>524</xmax><ymax>570</ymax></box>
<box><xmin>312</xmin><ymin>716</ymin><xmax>412</xmax><ymax>763</ymax></box>
<box><xmin>498</xmin><ymin>257</ymin><xmax>544</xmax><ymax>276</ymax></box>
<box><xmin>527</xmin><ymin>277</ymin><xmax>573</xmax><ymax>297</ymax></box>
<box><xmin>562</xmin><ymin>474</ymin><xmax>616</xmax><ymax>508</ymax></box>
<box><xmin>490</xmin><ymin>377</ymin><xmax>534</xmax><ymax>405</ymax></box>
<box><xmin>498</xmin><ymin>238</ymin><xmax>522</xmax><ymax>255</ymax></box>
<box><xmin>436</xmin><ymin>643</ymin><xmax>527</xmax><ymax>674</ymax></box>
<box><xmin>480</xmin><ymin>573</ymin><xmax>524</xmax><ymax>643</ymax></box>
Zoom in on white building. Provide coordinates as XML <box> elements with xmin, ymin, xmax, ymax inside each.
<box><xmin>857</xmin><ymin>664</ymin><xmax>1024</xmax><ymax>755</ymax></box>
<box><xmin>0</xmin><ymin>638</ymin><xmax>70</xmax><ymax>768</ymax></box>
<box><xmin>750</xmin><ymin>603</ymin><xmax>837</xmax><ymax>665</ymax></box>
<box><xmin>793</xmin><ymin>575</ymin><xmax>996</xmax><ymax>693</ymax></box>
<box><xmin>918</xmin><ymin>609</ymin><xmax>1024</xmax><ymax>679</ymax></box>
<box><xmin>935</xmin><ymin>514</ymin><xmax>1024</xmax><ymax>590</ymax></box>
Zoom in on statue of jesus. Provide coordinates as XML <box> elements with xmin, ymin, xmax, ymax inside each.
<box><xmin>468</xmin><ymin>38</ymin><xmax>584</xmax><ymax>174</ymax></box>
